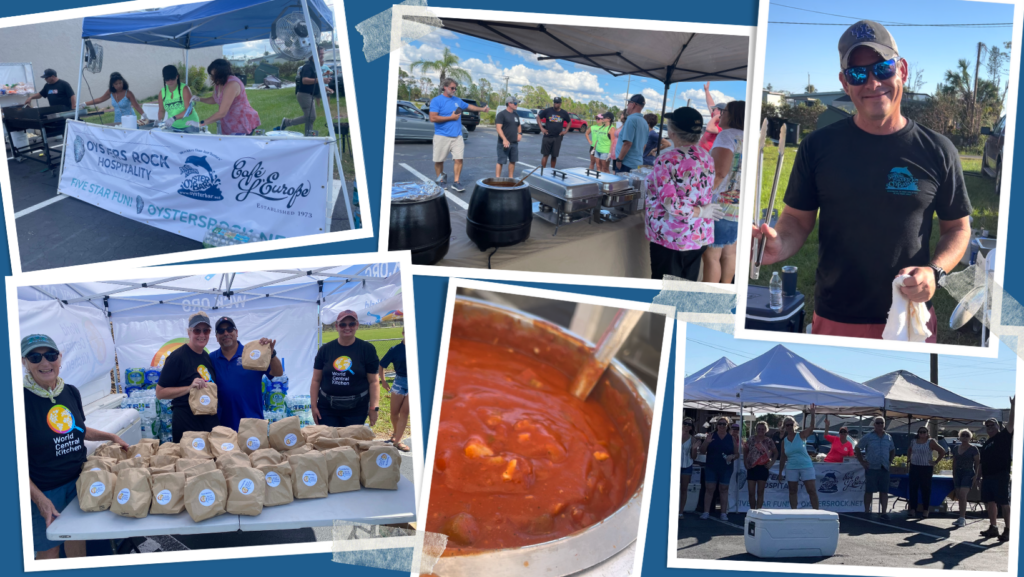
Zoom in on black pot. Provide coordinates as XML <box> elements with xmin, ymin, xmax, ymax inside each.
<box><xmin>389</xmin><ymin>194</ymin><xmax>451</xmax><ymax>265</ymax></box>
<box><xmin>466</xmin><ymin>178</ymin><xmax>533</xmax><ymax>251</ymax></box>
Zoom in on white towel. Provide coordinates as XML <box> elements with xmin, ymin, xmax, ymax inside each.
<box><xmin>882</xmin><ymin>274</ymin><xmax>932</xmax><ymax>342</ymax></box>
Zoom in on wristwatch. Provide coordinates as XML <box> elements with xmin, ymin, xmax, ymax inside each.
<box><xmin>928</xmin><ymin>262</ymin><xmax>947</xmax><ymax>285</ymax></box>
<box><xmin>271</xmin><ymin>349</ymin><xmax>277</xmax><ymax>359</ymax></box>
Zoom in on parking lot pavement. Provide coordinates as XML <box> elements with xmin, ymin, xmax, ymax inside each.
<box><xmin>391</xmin><ymin>125</ymin><xmax>597</xmax><ymax>213</ymax></box>
<box><xmin>676</xmin><ymin>511</ymin><xmax>1008</xmax><ymax>571</ymax></box>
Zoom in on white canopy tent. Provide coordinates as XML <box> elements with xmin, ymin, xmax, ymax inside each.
<box><xmin>17</xmin><ymin>263</ymin><xmax>402</xmax><ymax>412</ymax></box>
<box><xmin>685</xmin><ymin>356</ymin><xmax>737</xmax><ymax>385</ymax></box>
<box><xmin>861</xmin><ymin>370</ymin><xmax>1001</xmax><ymax>422</ymax></box>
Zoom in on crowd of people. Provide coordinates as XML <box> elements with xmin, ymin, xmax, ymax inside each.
<box><xmin>22</xmin><ymin>310</ymin><xmax>409</xmax><ymax>559</ymax></box>
<box><xmin>678</xmin><ymin>400</ymin><xmax>1015</xmax><ymax>543</ymax></box>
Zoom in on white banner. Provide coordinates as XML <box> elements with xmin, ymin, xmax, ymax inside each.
<box><xmin>58</xmin><ymin>121</ymin><xmax>330</xmax><ymax>242</ymax></box>
<box><xmin>724</xmin><ymin>462</ymin><xmax>866</xmax><ymax>512</ymax></box>
<box><xmin>322</xmin><ymin>268</ymin><xmax>403</xmax><ymax>325</ymax></box>
<box><xmin>111</xmin><ymin>304</ymin><xmax>320</xmax><ymax>397</ymax></box>
<box><xmin>18</xmin><ymin>300</ymin><xmax>116</xmax><ymax>405</ymax></box>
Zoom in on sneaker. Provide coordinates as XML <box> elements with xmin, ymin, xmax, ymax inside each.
<box><xmin>280</xmin><ymin>117</ymin><xmax>288</xmax><ymax>130</ymax></box>
<box><xmin>720</xmin><ymin>514</ymin><xmax>729</xmax><ymax>521</ymax></box>
<box><xmin>999</xmin><ymin>529</ymin><xmax>1010</xmax><ymax>542</ymax></box>
<box><xmin>451</xmin><ymin>181</ymin><xmax>466</xmax><ymax>192</ymax></box>
<box><xmin>981</xmin><ymin>525</ymin><xmax>1001</xmax><ymax>538</ymax></box>
<box><xmin>954</xmin><ymin>517</ymin><xmax>967</xmax><ymax>527</ymax></box>
<box><xmin>699</xmin><ymin>512</ymin><xmax>709</xmax><ymax>520</ymax></box>
<box><xmin>435</xmin><ymin>172</ymin><xmax>447</xmax><ymax>188</ymax></box>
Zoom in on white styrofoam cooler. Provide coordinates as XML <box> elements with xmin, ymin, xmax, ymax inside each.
<box><xmin>82</xmin><ymin>408</ymin><xmax>140</xmax><ymax>455</ymax></box>
<box><xmin>744</xmin><ymin>509</ymin><xmax>839</xmax><ymax>558</ymax></box>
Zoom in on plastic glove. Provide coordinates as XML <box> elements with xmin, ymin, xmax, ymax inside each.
<box><xmin>162</xmin><ymin>116</ymin><xmax>175</xmax><ymax>129</ymax></box>
<box><xmin>189</xmin><ymin>95</ymin><xmax>200</xmax><ymax>105</ymax></box>
<box><xmin>700</xmin><ymin>203</ymin><xmax>726</xmax><ymax>221</ymax></box>
<box><xmin>186</xmin><ymin>120</ymin><xmax>201</xmax><ymax>128</ymax></box>
<box><xmin>139</xmin><ymin>114</ymin><xmax>148</xmax><ymax>123</ymax></box>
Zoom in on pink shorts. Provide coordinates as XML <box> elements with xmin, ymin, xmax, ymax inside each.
<box><xmin>812</xmin><ymin>306</ymin><xmax>938</xmax><ymax>344</ymax></box>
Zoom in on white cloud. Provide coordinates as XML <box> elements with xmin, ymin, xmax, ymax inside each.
<box><xmin>503</xmin><ymin>46</ymin><xmax>560</xmax><ymax>69</ymax></box>
<box><xmin>456</xmin><ymin>57</ymin><xmax>606</xmax><ymax>104</ymax></box>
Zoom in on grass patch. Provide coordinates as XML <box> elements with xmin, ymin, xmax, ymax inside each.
<box><xmin>752</xmin><ymin>146</ymin><xmax>997</xmax><ymax>346</ymax></box>
<box><xmin>82</xmin><ymin>88</ymin><xmax>355</xmax><ymax>181</ymax></box>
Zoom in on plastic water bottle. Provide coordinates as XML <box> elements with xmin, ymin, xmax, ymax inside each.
<box><xmin>141</xmin><ymin>416</ymin><xmax>157</xmax><ymax>440</ymax></box>
<box><xmin>970</xmin><ymin>237</ymin><xmax>980</xmax><ymax>265</ymax></box>
<box><xmin>769</xmin><ymin>271</ymin><xmax>783</xmax><ymax>312</ymax></box>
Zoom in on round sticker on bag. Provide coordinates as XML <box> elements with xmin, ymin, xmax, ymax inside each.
<box><xmin>116</xmin><ymin>488</ymin><xmax>131</xmax><ymax>505</ymax></box>
<box><xmin>90</xmin><ymin>467</ymin><xmax>101</xmax><ymax>472</ymax></box>
<box><xmin>266</xmin><ymin>472</ymin><xmax>281</xmax><ymax>487</ymax></box>
<box><xmin>200</xmin><ymin>395</ymin><xmax>211</xmax><ymax>406</ymax></box>
<box><xmin>376</xmin><ymin>453</ymin><xmax>393</xmax><ymax>469</ymax></box>
<box><xmin>156</xmin><ymin>490</ymin><xmax>172</xmax><ymax>505</ymax></box>
<box><xmin>221</xmin><ymin>442</ymin><xmax>235</xmax><ymax>452</ymax></box>
<box><xmin>134</xmin><ymin>453</ymin><xmax>143</xmax><ymax>459</ymax></box>
<box><xmin>89</xmin><ymin>482</ymin><xmax>106</xmax><ymax>496</ymax></box>
<box><xmin>192</xmin><ymin>438</ymin><xmax>206</xmax><ymax>451</ymax></box>
<box><xmin>238</xmin><ymin>478</ymin><xmax>255</xmax><ymax>495</ymax></box>
<box><xmin>336</xmin><ymin>465</ymin><xmax>352</xmax><ymax>481</ymax></box>
<box><xmin>302</xmin><ymin>470</ymin><xmax>318</xmax><ymax>486</ymax></box>
<box><xmin>246</xmin><ymin>437</ymin><xmax>260</xmax><ymax>450</ymax></box>
<box><xmin>284</xmin><ymin>433</ymin><xmax>297</xmax><ymax>447</ymax></box>
<box><xmin>198</xmin><ymin>489</ymin><xmax>216</xmax><ymax>506</ymax></box>
<box><xmin>250</xmin><ymin>350</ymin><xmax>261</xmax><ymax>360</ymax></box>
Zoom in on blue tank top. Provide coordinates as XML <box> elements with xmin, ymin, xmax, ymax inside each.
<box><xmin>784</xmin><ymin>434</ymin><xmax>814</xmax><ymax>469</ymax></box>
<box><xmin>110</xmin><ymin>93</ymin><xmax>134</xmax><ymax>123</ymax></box>
<box><xmin>706</xmin><ymin>432</ymin><xmax>734</xmax><ymax>470</ymax></box>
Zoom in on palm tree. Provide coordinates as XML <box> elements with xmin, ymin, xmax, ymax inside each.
<box><xmin>409</xmin><ymin>46</ymin><xmax>472</xmax><ymax>89</ymax></box>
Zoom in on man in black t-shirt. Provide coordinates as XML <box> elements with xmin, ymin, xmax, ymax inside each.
<box><xmin>312</xmin><ymin>310</ymin><xmax>381</xmax><ymax>427</ymax></box>
<box><xmin>24</xmin><ymin>69</ymin><xmax>76</xmax><ymax>110</ymax></box>
<box><xmin>979</xmin><ymin>397</ymin><xmax>1014</xmax><ymax>542</ymax></box>
<box><xmin>752</xmin><ymin>21</ymin><xmax>971</xmax><ymax>341</ymax></box>
<box><xmin>539</xmin><ymin>97</ymin><xmax>571</xmax><ymax>169</ymax></box>
<box><xmin>494</xmin><ymin>96</ymin><xmax>522</xmax><ymax>178</ymax></box>
<box><xmin>157</xmin><ymin>311</ymin><xmax>220</xmax><ymax>442</ymax></box>
<box><xmin>278</xmin><ymin>46</ymin><xmax>333</xmax><ymax>136</ymax></box>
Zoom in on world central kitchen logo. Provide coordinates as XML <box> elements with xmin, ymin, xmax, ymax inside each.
<box><xmin>178</xmin><ymin>155</ymin><xmax>224</xmax><ymax>201</ymax></box>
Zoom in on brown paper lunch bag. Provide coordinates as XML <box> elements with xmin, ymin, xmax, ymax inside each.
<box><xmin>149</xmin><ymin>464</ymin><xmax>177</xmax><ymax>475</ymax></box>
<box><xmin>181</xmin><ymin>431</ymin><xmax>214</xmax><ymax>459</ymax></box>
<box><xmin>128</xmin><ymin>442</ymin><xmax>156</xmax><ymax>461</ymax></box>
<box><xmin>184</xmin><ymin>469</ymin><xmax>227</xmax><ymax>522</ymax></box>
<box><xmin>82</xmin><ymin>456</ymin><xmax>118</xmax><ymax>473</ymax></box>
<box><xmin>314</xmin><ymin>436</ymin><xmax>359</xmax><ymax>451</ymax></box>
<box><xmin>76</xmin><ymin>469</ymin><xmax>118</xmax><ymax>512</ymax></box>
<box><xmin>359</xmin><ymin>446</ymin><xmax>401</xmax><ymax>490</ymax></box>
<box><xmin>150</xmin><ymin>472</ymin><xmax>186</xmax><ymax>515</ymax></box>
<box><xmin>189</xmin><ymin>382</ymin><xmax>219</xmax><ymax>416</ymax></box>
<box><xmin>257</xmin><ymin>462</ymin><xmax>294</xmax><ymax>507</ymax></box>
<box><xmin>241</xmin><ymin>340</ymin><xmax>273</xmax><ymax>372</ymax></box>
<box><xmin>354</xmin><ymin>440</ymin><xmax>390</xmax><ymax>455</ymax></box>
<box><xmin>323</xmin><ymin>447</ymin><xmax>361</xmax><ymax>493</ymax></box>
<box><xmin>268</xmin><ymin>416</ymin><xmax>303</xmax><ymax>451</ymax></box>
<box><xmin>95</xmin><ymin>442</ymin><xmax>127</xmax><ymax>461</ymax></box>
<box><xmin>149</xmin><ymin>455</ymin><xmax>179</xmax><ymax>469</ymax></box>
<box><xmin>115</xmin><ymin>458</ymin><xmax>149</xmax><ymax>472</ymax></box>
<box><xmin>176</xmin><ymin>458</ymin><xmax>209</xmax><ymax>472</ymax></box>
<box><xmin>287</xmin><ymin>453</ymin><xmax>328</xmax><ymax>499</ymax></box>
<box><xmin>183</xmin><ymin>460</ymin><xmax>218</xmax><ymax>480</ymax></box>
<box><xmin>249</xmin><ymin>448</ymin><xmax>286</xmax><ymax>468</ymax></box>
<box><xmin>110</xmin><ymin>468</ymin><xmax>153</xmax><ymax>518</ymax></box>
<box><xmin>226</xmin><ymin>467</ymin><xmax>266</xmax><ymax>516</ymax></box>
<box><xmin>209</xmin><ymin>426</ymin><xmax>241</xmax><ymax>458</ymax></box>
<box><xmin>333</xmin><ymin>425</ymin><xmax>376</xmax><ymax>441</ymax></box>
<box><xmin>300</xmin><ymin>424</ymin><xmax>331</xmax><ymax>444</ymax></box>
<box><xmin>216</xmin><ymin>452</ymin><xmax>251</xmax><ymax>471</ymax></box>
<box><xmin>283</xmin><ymin>444</ymin><xmax>315</xmax><ymax>457</ymax></box>
<box><xmin>139</xmin><ymin>438</ymin><xmax>161</xmax><ymax>449</ymax></box>
<box><xmin>238</xmin><ymin>418</ymin><xmax>269</xmax><ymax>454</ymax></box>
<box><xmin>156</xmin><ymin>442</ymin><xmax>182</xmax><ymax>457</ymax></box>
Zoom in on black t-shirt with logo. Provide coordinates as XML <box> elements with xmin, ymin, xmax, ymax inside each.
<box><xmin>159</xmin><ymin>345</ymin><xmax>217</xmax><ymax>409</ymax></box>
<box><xmin>380</xmin><ymin>342</ymin><xmax>407</xmax><ymax>378</ymax></box>
<box><xmin>495</xmin><ymin>109</ymin><xmax>520</xmax><ymax>144</ymax></box>
<box><xmin>538</xmin><ymin>107</ymin><xmax>571</xmax><ymax>136</ymax></box>
<box><xmin>296</xmin><ymin>59</ymin><xmax>317</xmax><ymax>96</ymax></box>
<box><xmin>39</xmin><ymin>79</ymin><xmax>75</xmax><ymax>109</ymax></box>
<box><xmin>25</xmin><ymin>385</ymin><xmax>87</xmax><ymax>491</ymax></box>
<box><xmin>980</xmin><ymin>428</ymin><xmax>1013</xmax><ymax>475</ymax></box>
<box><xmin>314</xmin><ymin>339</ymin><xmax>379</xmax><ymax>413</ymax></box>
<box><xmin>784</xmin><ymin>118</ymin><xmax>972</xmax><ymax>324</ymax></box>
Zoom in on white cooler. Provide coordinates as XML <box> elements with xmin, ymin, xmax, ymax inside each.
<box><xmin>744</xmin><ymin>509</ymin><xmax>839</xmax><ymax>558</ymax></box>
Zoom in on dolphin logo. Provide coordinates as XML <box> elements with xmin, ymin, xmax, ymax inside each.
<box><xmin>73</xmin><ymin>135</ymin><xmax>86</xmax><ymax>162</ymax></box>
<box><xmin>178</xmin><ymin>155</ymin><xmax>223</xmax><ymax>201</ymax></box>
<box><xmin>136</xmin><ymin>196</ymin><xmax>145</xmax><ymax>214</ymax></box>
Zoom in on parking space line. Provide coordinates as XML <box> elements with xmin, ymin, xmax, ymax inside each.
<box><xmin>15</xmin><ymin>195</ymin><xmax>66</xmax><ymax>219</ymax></box>
<box><xmin>517</xmin><ymin>161</ymin><xmax>536</xmax><ymax>169</ymax></box>
<box><xmin>707</xmin><ymin>515</ymin><xmax>745</xmax><ymax>531</ymax></box>
<box><xmin>398</xmin><ymin>162</ymin><xmax>468</xmax><ymax>210</ymax></box>
<box><xmin>837</xmin><ymin>513</ymin><xmax>991</xmax><ymax>551</ymax></box>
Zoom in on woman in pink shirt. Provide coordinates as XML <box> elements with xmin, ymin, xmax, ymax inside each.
<box><xmin>197</xmin><ymin>59</ymin><xmax>261</xmax><ymax>135</ymax></box>
<box><xmin>823</xmin><ymin>416</ymin><xmax>855</xmax><ymax>463</ymax></box>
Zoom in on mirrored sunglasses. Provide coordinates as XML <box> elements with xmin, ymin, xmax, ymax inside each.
<box><xmin>843</xmin><ymin>58</ymin><xmax>899</xmax><ymax>86</ymax></box>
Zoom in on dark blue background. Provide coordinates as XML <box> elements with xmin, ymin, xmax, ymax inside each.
<box><xmin>2</xmin><ymin>1</ymin><xmax>1018</xmax><ymax>576</ymax></box>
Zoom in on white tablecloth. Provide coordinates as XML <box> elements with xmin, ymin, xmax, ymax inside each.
<box><xmin>46</xmin><ymin>501</ymin><xmax>240</xmax><ymax>541</ymax></box>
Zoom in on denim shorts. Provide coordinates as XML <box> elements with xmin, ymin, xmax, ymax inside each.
<box><xmin>865</xmin><ymin>467</ymin><xmax>891</xmax><ymax>493</ymax></box>
<box><xmin>391</xmin><ymin>375</ymin><xmax>408</xmax><ymax>396</ymax></box>
<box><xmin>680</xmin><ymin>465</ymin><xmax>693</xmax><ymax>476</ymax></box>
<box><xmin>710</xmin><ymin>218</ymin><xmax>738</xmax><ymax>248</ymax></box>
<box><xmin>31</xmin><ymin>477</ymin><xmax>78</xmax><ymax>552</ymax></box>
<box><xmin>705</xmin><ymin>466</ymin><xmax>731</xmax><ymax>486</ymax></box>
<box><xmin>593</xmin><ymin>151</ymin><xmax>611</xmax><ymax>161</ymax></box>
<box><xmin>783</xmin><ymin>467</ymin><xmax>816</xmax><ymax>483</ymax></box>
<box><xmin>952</xmin><ymin>471</ymin><xmax>975</xmax><ymax>490</ymax></box>
<box><xmin>497</xmin><ymin>142</ymin><xmax>519</xmax><ymax>165</ymax></box>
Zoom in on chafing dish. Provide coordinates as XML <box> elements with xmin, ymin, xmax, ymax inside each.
<box><xmin>520</xmin><ymin>168</ymin><xmax>603</xmax><ymax>235</ymax></box>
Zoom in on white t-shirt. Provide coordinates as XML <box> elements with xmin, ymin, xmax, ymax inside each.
<box><xmin>680</xmin><ymin>436</ymin><xmax>694</xmax><ymax>469</ymax></box>
<box><xmin>710</xmin><ymin>127</ymin><xmax>744</xmax><ymax>220</ymax></box>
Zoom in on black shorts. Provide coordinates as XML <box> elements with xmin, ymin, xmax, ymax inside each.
<box><xmin>981</xmin><ymin>471</ymin><xmax>1011</xmax><ymax>505</ymax></box>
<box><xmin>541</xmin><ymin>135</ymin><xmax>562</xmax><ymax>158</ymax></box>
<box><xmin>746</xmin><ymin>465</ymin><xmax>770</xmax><ymax>482</ymax></box>
<box><xmin>171</xmin><ymin>405</ymin><xmax>220</xmax><ymax>443</ymax></box>
<box><xmin>317</xmin><ymin>398</ymin><xmax>370</xmax><ymax>427</ymax></box>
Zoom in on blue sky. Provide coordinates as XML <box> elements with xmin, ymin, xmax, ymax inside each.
<box><xmin>398</xmin><ymin>28</ymin><xmax>748</xmax><ymax>119</ymax></box>
<box><xmin>764</xmin><ymin>0</ymin><xmax>1014</xmax><ymax>95</ymax></box>
<box><xmin>685</xmin><ymin>324</ymin><xmax>1017</xmax><ymax>409</ymax></box>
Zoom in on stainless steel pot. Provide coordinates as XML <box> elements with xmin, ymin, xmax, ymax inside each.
<box><xmin>430</xmin><ymin>297</ymin><xmax>655</xmax><ymax>577</ymax></box>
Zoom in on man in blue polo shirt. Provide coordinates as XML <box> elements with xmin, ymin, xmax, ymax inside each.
<box><xmin>209</xmin><ymin>316</ymin><xmax>283</xmax><ymax>430</ymax></box>
<box><xmin>429</xmin><ymin>77</ymin><xmax>489</xmax><ymax>192</ymax></box>
<box><xmin>614</xmin><ymin>94</ymin><xmax>649</xmax><ymax>172</ymax></box>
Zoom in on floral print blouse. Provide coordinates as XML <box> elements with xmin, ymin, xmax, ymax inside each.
<box><xmin>644</xmin><ymin>145</ymin><xmax>716</xmax><ymax>251</ymax></box>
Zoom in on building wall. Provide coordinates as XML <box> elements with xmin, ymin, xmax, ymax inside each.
<box><xmin>2</xmin><ymin>18</ymin><xmax>222</xmax><ymax>105</ymax></box>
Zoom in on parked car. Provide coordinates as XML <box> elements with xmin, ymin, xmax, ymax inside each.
<box><xmin>981</xmin><ymin>115</ymin><xmax>1006</xmax><ymax>195</ymax></box>
<box><xmin>395</xmin><ymin>100</ymin><xmax>467</xmax><ymax>142</ymax></box>
<box><xmin>888</xmin><ymin>432</ymin><xmax>951</xmax><ymax>458</ymax></box>
<box><xmin>460</xmin><ymin>98</ymin><xmax>481</xmax><ymax>131</ymax></box>
<box><xmin>567</xmin><ymin>113</ymin><xmax>588</xmax><ymax>133</ymax></box>
<box><xmin>516</xmin><ymin>108</ymin><xmax>540</xmax><ymax>134</ymax></box>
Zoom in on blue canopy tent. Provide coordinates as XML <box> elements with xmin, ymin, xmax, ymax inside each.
<box><xmin>76</xmin><ymin>0</ymin><xmax>352</xmax><ymax>229</ymax></box>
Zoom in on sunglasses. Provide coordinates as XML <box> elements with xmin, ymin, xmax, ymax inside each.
<box><xmin>191</xmin><ymin>327</ymin><xmax>211</xmax><ymax>335</ymax></box>
<box><xmin>717</xmin><ymin>422</ymin><xmax>727</xmax><ymax>427</ymax></box>
<box><xmin>785</xmin><ymin>424</ymin><xmax>794</xmax><ymax>428</ymax></box>
<box><xmin>337</xmin><ymin>321</ymin><xmax>358</xmax><ymax>328</ymax></box>
<box><xmin>216</xmin><ymin>327</ymin><xmax>235</xmax><ymax>334</ymax></box>
<box><xmin>843</xmin><ymin>58</ymin><xmax>899</xmax><ymax>86</ymax></box>
<box><xmin>874</xmin><ymin>421</ymin><xmax>885</xmax><ymax>425</ymax></box>
<box><xmin>25</xmin><ymin>350</ymin><xmax>59</xmax><ymax>363</ymax></box>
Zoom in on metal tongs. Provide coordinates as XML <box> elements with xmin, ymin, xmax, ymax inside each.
<box><xmin>569</xmin><ymin>308</ymin><xmax>645</xmax><ymax>400</ymax></box>
<box><xmin>751</xmin><ymin>120</ymin><xmax>786</xmax><ymax>280</ymax></box>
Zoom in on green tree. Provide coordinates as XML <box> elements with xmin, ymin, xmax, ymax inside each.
<box><xmin>804</xmin><ymin>84</ymin><xmax>816</xmax><ymax>93</ymax></box>
<box><xmin>409</xmin><ymin>46</ymin><xmax>472</xmax><ymax>88</ymax></box>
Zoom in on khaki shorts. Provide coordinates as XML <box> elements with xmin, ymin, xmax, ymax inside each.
<box><xmin>433</xmin><ymin>134</ymin><xmax>465</xmax><ymax>162</ymax></box>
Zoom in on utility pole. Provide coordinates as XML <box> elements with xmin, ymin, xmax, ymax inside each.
<box><xmin>930</xmin><ymin>353</ymin><xmax>938</xmax><ymax>384</ymax></box>
<box><xmin>625</xmin><ymin>75</ymin><xmax>631</xmax><ymax>108</ymax></box>
<box><xmin>500</xmin><ymin>75</ymin><xmax>510</xmax><ymax>99</ymax></box>
<box><xmin>972</xmin><ymin>42</ymin><xmax>985</xmax><ymax>141</ymax></box>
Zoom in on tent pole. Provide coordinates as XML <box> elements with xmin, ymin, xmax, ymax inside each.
<box><xmin>300</xmin><ymin>0</ymin><xmax>354</xmax><ymax>231</ymax></box>
<box><xmin>185</xmin><ymin>49</ymin><xmax>189</xmax><ymax>86</ymax></box>
<box><xmin>656</xmin><ymin>80</ymin><xmax>669</xmax><ymax>159</ymax></box>
<box><xmin>75</xmin><ymin>38</ymin><xmax>85</xmax><ymax>121</ymax></box>
<box><xmin>104</xmin><ymin>296</ymin><xmax>121</xmax><ymax>395</ymax></box>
